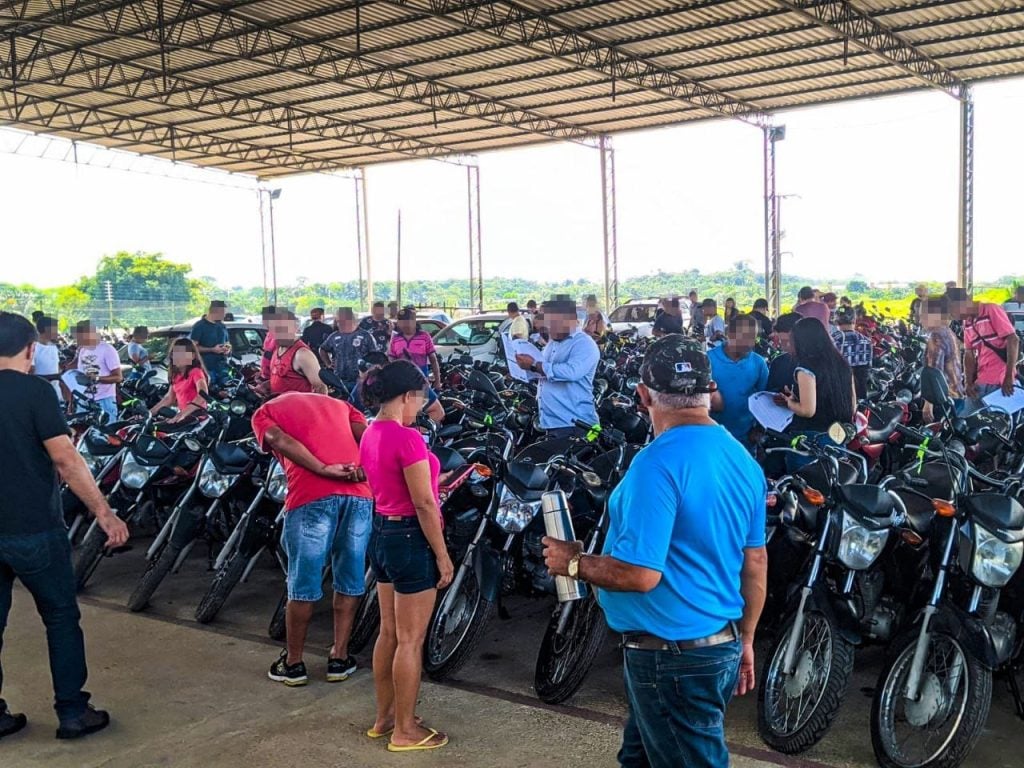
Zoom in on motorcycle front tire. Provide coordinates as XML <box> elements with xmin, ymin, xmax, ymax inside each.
<box><xmin>72</xmin><ymin>526</ymin><xmax>109</xmax><ymax>592</ymax></box>
<box><xmin>194</xmin><ymin>551</ymin><xmax>248</xmax><ymax>625</ymax></box>
<box><xmin>423</xmin><ymin>571</ymin><xmax>494</xmax><ymax>682</ymax></box>
<box><xmin>870</xmin><ymin>629</ymin><xmax>991</xmax><ymax>768</ymax></box>
<box><xmin>757</xmin><ymin>610</ymin><xmax>855</xmax><ymax>754</ymax></box>
<box><xmin>127</xmin><ymin>542</ymin><xmax>182</xmax><ymax>613</ymax></box>
<box><xmin>534</xmin><ymin>591</ymin><xmax>607</xmax><ymax>704</ymax></box>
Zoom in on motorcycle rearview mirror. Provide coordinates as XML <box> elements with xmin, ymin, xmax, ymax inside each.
<box><xmin>74</xmin><ymin>372</ymin><xmax>92</xmax><ymax>386</ymax></box>
<box><xmin>581</xmin><ymin>471</ymin><xmax>603</xmax><ymax>488</ymax></box>
<box><xmin>626</xmin><ymin>376</ymin><xmax>640</xmax><ymax>391</ymax></box>
<box><xmin>896</xmin><ymin>388</ymin><xmax>913</xmax><ymax>405</ymax></box>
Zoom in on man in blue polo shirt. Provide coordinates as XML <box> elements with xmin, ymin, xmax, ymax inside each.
<box><xmin>543</xmin><ymin>336</ymin><xmax>767</xmax><ymax>768</ymax></box>
<box><xmin>709</xmin><ymin>313</ymin><xmax>768</xmax><ymax>449</ymax></box>
<box><xmin>190</xmin><ymin>300</ymin><xmax>230</xmax><ymax>389</ymax></box>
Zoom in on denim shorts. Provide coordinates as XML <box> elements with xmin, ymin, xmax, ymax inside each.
<box><xmin>282</xmin><ymin>495</ymin><xmax>372</xmax><ymax>602</ymax></box>
<box><xmin>369</xmin><ymin>516</ymin><xmax>438</xmax><ymax>595</ymax></box>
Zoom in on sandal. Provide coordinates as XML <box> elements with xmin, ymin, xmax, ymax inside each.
<box><xmin>366</xmin><ymin>716</ymin><xmax>424</xmax><ymax>739</ymax></box>
<box><xmin>387</xmin><ymin>728</ymin><xmax>448</xmax><ymax>753</ymax></box>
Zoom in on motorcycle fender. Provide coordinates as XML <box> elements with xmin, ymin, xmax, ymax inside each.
<box><xmin>928</xmin><ymin>605</ymin><xmax>1004</xmax><ymax>669</ymax></box>
<box><xmin>473</xmin><ymin>543</ymin><xmax>504</xmax><ymax>603</ymax></box>
<box><xmin>170</xmin><ymin>504</ymin><xmax>205</xmax><ymax>548</ymax></box>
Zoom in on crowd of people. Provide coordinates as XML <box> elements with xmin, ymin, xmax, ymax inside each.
<box><xmin>1</xmin><ymin>278</ymin><xmax>1022</xmax><ymax>766</ymax></box>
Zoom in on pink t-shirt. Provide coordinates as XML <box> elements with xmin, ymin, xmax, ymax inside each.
<box><xmin>389</xmin><ymin>332</ymin><xmax>436</xmax><ymax>371</ymax></box>
<box><xmin>964</xmin><ymin>303</ymin><xmax>1016</xmax><ymax>386</ymax></box>
<box><xmin>75</xmin><ymin>342</ymin><xmax>121</xmax><ymax>401</ymax></box>
<box><xmin>171</xmin><ymin>367</ymin><xmax>208</xmax><ymax>411</ymax></box>
<box><xmin>793</xmin><ymin>300</ymin><xmax>831</xmax><ymax>328</ymax></box>
<box><xmin>360</xmin><ymin>419</ymin><xmax>440</xmax><ymax>519</ymax></box>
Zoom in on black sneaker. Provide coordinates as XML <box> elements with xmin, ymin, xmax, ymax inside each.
<box><xmin>326</xmin><ymin>655</ymin><xmax>357</xmax><ymax>682</ymax></box>
<box><xmin>268</xmin><ymin>650</ymin><xmax>308</xmax><ymax>687</ymax></box>
<box><xmin>56</xmin><ymin>705</ymin><xmax>110</xmax><ymax>740</ymax></box>
<box><xmin>0</xmin><ymin>703</ymin><xmax>27</xmax><ymax>740</ymax></box>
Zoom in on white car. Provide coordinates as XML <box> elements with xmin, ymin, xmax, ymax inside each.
<box><xmin>433</xmin><ymin>313</ymin><xmax>507</xmax><ymax>364</ymax></box>
<box><xmin>117</xmin><ymin>321</ymin><xmax>268</xmax><ymax>384</ymax></box>
<box><xmin>608</xmin><ymin>299</ymin><xmax>690</xmax><ymax>338</ymax></box>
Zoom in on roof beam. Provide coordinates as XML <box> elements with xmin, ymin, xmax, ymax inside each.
<box><xmin>1</xmin><ymin>0</ymin><xmax>596</xmax><ymax>148</ymax></box>
<box><xmin>776</xmin><ymin>0</ymin><xmax>967</xmax><ymax>99</ymax></box>
<box><xmin>2</xmin><ymin>38</ymin><xmax>479</xmax><ymax>168</ymax></box>
<box><xmin>0</xmin><ymin>91</ymin><xmax>340</xmax><ymax>174</ymax></box>
<box><xmin>387</xmin><ymin>0</ymin><xmax>772</xmax><ymax>127</ymax></box>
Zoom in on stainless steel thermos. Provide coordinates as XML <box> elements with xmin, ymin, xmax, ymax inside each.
<box><xmin>541</xmin><ymin>490</ymin><xmax>586</xmax><ymax>603</ymax></box>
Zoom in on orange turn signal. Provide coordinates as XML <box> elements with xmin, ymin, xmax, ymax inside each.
<box><xmin>801</xmin><ymin>487</ymin><xmax>826</xmax><ymax>506</ymax></box>
<box><xmin>932</xmin><ymin>499</ymin><xmax>956</xmax><ymax>518</ymax></box>
<box><xmin>472</xmin><ymin>464</ymin><xmax>493</xmax><ymax>478</ymax></box>
<box><xmin>901</xmin><ymin>530</ymin><xmax>924</xmax><ymax>546</ymax></box>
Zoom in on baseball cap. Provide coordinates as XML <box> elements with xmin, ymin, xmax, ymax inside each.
<box><xmin>640</xmin><ymin>335</ymin><xmax>714</xmax><ymax>395</ymax></box>
<box><xmin>397</xmin><ymin>307</ymin><xmax>417</xmax><ymax>321</ymax></box>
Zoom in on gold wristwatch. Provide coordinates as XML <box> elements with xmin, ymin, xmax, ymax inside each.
<box><xmin>567</xmin><ymin>553</ymin><xmax>583</xmax><ymax>580</ymax></box>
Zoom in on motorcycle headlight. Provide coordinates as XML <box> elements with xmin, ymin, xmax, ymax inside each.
<box><xmin>837</xmin><ymin>511</ymin><xmax>890</xmax><ymax>570</ymax></box>
<box><xmin>77</xmin><ymin>438</ymin><xmax>104</xmax><ymax>475</ymax></box>
<box><xmin>121</xmin><ymin>454</ymin><xmax>157</xmax><ymax>489</ymax></box>
<box><xmin>229</xmin><ymin>399</ymin><xmax>247</xmax><ymax>416</ymax></box>
<box><xmin>969</xmin><ymin>524</ymin><xmax>1024</xmax><ymax>588</ymax></box>
<box><xmin>267</xmin><ymin>461</ymin><xmax>288</xmax><ymax>503</ymax></box>
<box><xmin>199</xmin><ymin>460</ymin><xmax>236</xmax><ymax>499</ymax></box>
<box><xmin>493</xmin><ymin>487</ymin><xmax>541</xmax><ymax>533</ymax></box>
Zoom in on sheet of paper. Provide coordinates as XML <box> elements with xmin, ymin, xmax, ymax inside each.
<box><xmin>748</xmin><ymin>391</ymin><xmax>794</xmax><ymax>433</ymax></box>
<box><xmin>502</xmin><ymin>333</ymin><xmax>542</xmax><ymax>382</ymax></box>
<box><xmin>982</xmin><ymin>386</ymin><xmax>1024</xmax><ymax>415</ymax></box>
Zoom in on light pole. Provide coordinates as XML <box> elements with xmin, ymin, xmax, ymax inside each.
<box><xmin>267</xmin><ymin>188</ymin><xmax>282</xmax><ymax>306</ymax></box>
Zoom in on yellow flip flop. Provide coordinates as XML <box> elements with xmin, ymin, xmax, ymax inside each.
<box><xmin>387</xmin><ymin>728</ymin><xmax>449</xmax><ymax>753</ymax></box>
<box><xmin>366</xmin><ymin>716</ymin><xmax>424</xmax><ymax>739</ymax></box>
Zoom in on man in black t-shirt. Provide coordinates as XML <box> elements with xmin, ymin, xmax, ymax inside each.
<box><xmin>651</xmin><ymin>298</ymin><xmax>684</xmax><ymax>337</ymax></box>
<box><xmin>300</xmin><ymin>307</ymin><xmax>334</xmax><ymax>352</ymax></box>
<box><xmin>358</xmin><ymin>301</ymin><xmax>394</xmax><ymax>350</ymax></box>
<box><xmin>0</xmin><ymin>312</ymin><xmax>128</xmax><ymax>742</ymax></box>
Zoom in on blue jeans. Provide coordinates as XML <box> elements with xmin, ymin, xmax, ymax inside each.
<box><xmin>77</xmin><ymin>397</ymin><xmax>118</xmax><ymax>422</ymax></box>
<box><xmin>282</xmin><ymin>495</ymin><xmax>372</xmax><ymax>601</ymax></box>
<box><xmin>0</xmin><ymin>528</ymin><xmax>91</xmax><ymax>721</ymax></box>
<box><xmin>619</xmin><ymin>640</ymin><xmax>742</xmax><ymax>768</ymax></box>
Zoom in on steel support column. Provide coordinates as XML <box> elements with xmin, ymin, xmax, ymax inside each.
<box><xmin>353</xmin><ymin>168</ymin><xmax>370</xmax><ymax>310</ymax></box>
<box><xmin>257</xmin><ymin>187</ymin><xmax>269</xmax><ymax>304</ymax></box>
<box><xmin>763</xmin><ymin>125</ymin><xmax>785</xmax><ymax>317</ymax></box>
<box><xmin>958</xmin><ymin>89</ymin><xmax>975</xmax><ymax>293</ymax></box>
<box><xmin>599</xmin><ymin>135</ymin><xmax>619</xmax><ymax>312</ymax></box>
<box><xmin>466</xmin><ymin>164</ymin><xmax>483</xmax><ymax>312</ymax></box>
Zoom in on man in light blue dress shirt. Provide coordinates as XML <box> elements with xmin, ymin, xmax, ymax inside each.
<box><xmin>515</xmin><ymin>298</ymin><xmax>599</xmax><ymax>439</ymax></box>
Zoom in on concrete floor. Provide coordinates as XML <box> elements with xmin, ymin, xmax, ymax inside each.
<box><xmin>3</xmin><ymin>540</ymin><xmax>1023</xmax><ymax>767</ymax></box>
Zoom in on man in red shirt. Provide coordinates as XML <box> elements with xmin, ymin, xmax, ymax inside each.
<box><xmin>948</xmin><ymin>287</ymin><xmax>1020</xmax><ymax>410</ymax></box>
<box><xmin>267</xmin><ymin>309</ymin><xmax>327</xmax><ymax>395</ymax></box>
<box><xmin>251</xmin><ymin>392</ymin><xmax>372</xmax><ymax>686</ymax></box>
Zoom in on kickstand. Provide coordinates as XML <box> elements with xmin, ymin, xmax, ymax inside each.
<box><xmin>1008</xmin><ymin>667</ymin><xmax>1024</xmax><ymax>720</ymax></box>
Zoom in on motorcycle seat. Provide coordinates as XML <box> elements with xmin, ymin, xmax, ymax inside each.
<box><xmin>838</xmin><ymin>484</ymin><xmax>896</xmax><ymax>527</ymax></box>
<box><xmin>864</xmin><ymin>405</ymin><xmax>903</xmax><ymax>444</ymax></box>
<box><xmin>504</xmin><ymin>460</ymin><xmax>550</xmax><ymax>501</ymax></box>
<box><xmin>431</xmin><ymin>446</ymin><xmax>467</xmax><ymax>474</ymax></box>
<box><xmin>964</xmin><ymin>494</ymin><xmax>1024</xmax><ymax>543</ymax></box>
<box><xmin>84</xmin><ymin>431</ymin><xmax>122</xmax><ymax>456</ymax></box>
<box><xmin>213</xmin><ymin>443</ymin><xmax>252</xmax><ymax>474</ymax></box>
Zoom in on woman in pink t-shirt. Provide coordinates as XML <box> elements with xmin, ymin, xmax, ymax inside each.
<box><xmin>149</xmin><ymin>339</ymin><xmax>209</xmax><ymax>422</ymax></box>
<box><xmin>359</xmin><ymin>360</ymin><xmax>452</xmax><ymax>753</ymax></box>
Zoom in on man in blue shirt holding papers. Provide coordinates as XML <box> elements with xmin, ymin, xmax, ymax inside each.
<box><xmin>543</xmin><ymin>336</ymin><xmax>767</xmax><ymax>768</ymax></box>
<box><xmin>516</xmin><ymin>297</ymin><xmax>599</xmax><ymax>439</ymax></box>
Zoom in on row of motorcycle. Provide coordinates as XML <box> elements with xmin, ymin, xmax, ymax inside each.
<box><xmin>62</xmin><ymin>322</ymin><xmax>1024</xmax><ymax>768</ymax></box>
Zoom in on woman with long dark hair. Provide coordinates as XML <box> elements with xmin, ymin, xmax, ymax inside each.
<box><xmin>149</xmin><ymin>338</ymin><xmax>209</xmax><ymax>422</ymax></box>
<box><xmin>775</xmin><ymin>318</ymin><xmax>855</xmax><ymax>462</ymax></box>
<box><xmin>359</xmin><ymin>361</ymin><xmax>453</xmax><ymax>753</ymax></box>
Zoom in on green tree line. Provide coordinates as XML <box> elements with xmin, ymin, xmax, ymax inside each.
<box><xmin>1</xmin><ymin>251</ymin><xmax>1020</xmax><ymax>329</ymax></box>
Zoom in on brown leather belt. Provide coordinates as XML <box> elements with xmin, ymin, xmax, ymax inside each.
<box><xmin>621</xmin><ymin>623</ymin><xmax>737</xmax><ymax>652</ymax></box>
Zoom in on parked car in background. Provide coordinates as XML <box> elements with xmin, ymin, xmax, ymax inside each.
<box><xmin>433</xmin><ymin>313</ymin><xmax>507</xmax><ymax>364</ymax></box>
<box><xmin>608</xmin><ymin>298</ymin><xmax>689</xmax><ymax>338</ymax></box>
<box><xmin>118</xmin><ymin>320</ymin><xmax>268</xmax><ymax>383</ymax></box>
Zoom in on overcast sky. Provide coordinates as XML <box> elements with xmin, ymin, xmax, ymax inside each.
<box><xmin>1</xmin><ymin>78</ymin><xmax>1022</xmax><ymax>292</ymax></box>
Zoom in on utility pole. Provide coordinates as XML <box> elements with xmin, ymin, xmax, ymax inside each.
<box><xmin>396</xmin><ymin>210</ymin><xmax>402</xmax><ymax>308</ymax></box>
<box><xmin>104</xmin><ymin>280</ymin><xmax>114</xmax><ymax>329</ymax></box>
